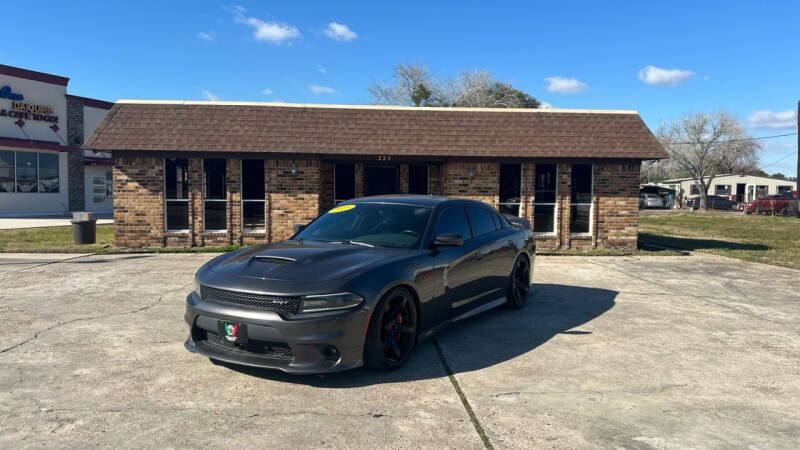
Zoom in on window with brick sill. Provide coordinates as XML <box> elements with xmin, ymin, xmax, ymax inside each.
<box><xmin>164</xmin><ymin>158</ymin><xmax>189</xmax><ymax>231</ymax></box>
<box><xmin>204</xmin><ymin>159</ymin><xmax>227</xmax><ymax>231</ymax></box>
<box><xmin>570</xmin><ymin>164</ymin><xmax>593</xmax><ymax>235</ymax></box>
<box><xmin>242</xmin><ymin>159</ymin><xmax>265</xmax><ymax>233</ymax></box>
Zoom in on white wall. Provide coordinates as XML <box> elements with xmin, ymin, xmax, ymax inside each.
<box><xmin>83</xmin><ymin>105</ymin><xmax>109</xmax><ymax>142</ymax></box>
<box><xmin>84</xmin><ymin>165</ymin><xmax>113</xmax><ymax>214</ymax></box>
<box><xmin>0</xmin><ymin>149</ymin><xmax>69</xmax><ymax>215</ymax></box>
<box><xmin>0</xmin><ymin>75</ymin><xmax>68</xmax><ymax>145</ymax></box>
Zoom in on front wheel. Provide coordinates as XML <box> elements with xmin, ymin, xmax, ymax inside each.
<box><xmin>364</xmin><ymin>287</ymin><xmax>418</xmax><ymax>371</ymax></box>
<box><xmin>506</xmin><ymin>256</ymin><xmax>531</xmax><ymax>309</ymax></box>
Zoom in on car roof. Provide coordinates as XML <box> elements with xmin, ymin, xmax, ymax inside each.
<box><xmin>348</xmin><ymin>195</ymin><xmax>492</xmax><ymax>209</ymax></box>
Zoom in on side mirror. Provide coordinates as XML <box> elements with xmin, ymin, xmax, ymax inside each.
<box><xmin>292</xmin><ymin>224</ymin><xmax>306</xmax><ymax>234</ymax></box>
<box><xmin>432</xmin><ymin>234</ymin><xmax>463</xmax><ymax>247</ymax></box>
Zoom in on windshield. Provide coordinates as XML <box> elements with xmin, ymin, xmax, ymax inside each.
<box><xmin>293</xmin><ymin>203</ymin><xmax>433</xmax><ymax>249</ymax></box>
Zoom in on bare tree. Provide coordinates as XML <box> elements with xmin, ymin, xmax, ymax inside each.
<box><xmin>657</xmin><ymin>111</ymin><xmax>761</xmax><ymax>210</ymax></box>
<box><xmin>368</xmin><ymin>63</ymin><xmax>446</xmax><ymax>106</ymax></box>
<box><xmin>369</xmin><ymin>63</ymin><xmax>540</xmax><ymax>108</ymax></box>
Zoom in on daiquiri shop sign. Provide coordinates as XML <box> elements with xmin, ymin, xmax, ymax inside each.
<box><xmin>0</xmin><ymin>85</ymin><xmax>59</xmax><ymax>123</ymax></box>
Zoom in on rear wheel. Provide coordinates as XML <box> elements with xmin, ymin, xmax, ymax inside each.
<box><xmin>506</xmin><ymin>256</ymin><xmax>531</xmax><ymax>309</ymax></box>
<box><xmin>364</xmin><ymin>287</ymin><xmax>418</xmax><ymax>371</ymax></box>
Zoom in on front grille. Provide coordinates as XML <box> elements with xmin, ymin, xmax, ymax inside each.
<box><xmin>201</xmin><ymin>285</ymin><xmax>300</xmax><ymax>314</ymax></box>
<box><xmin>195</xmin><ymin>329</ymin><xmax>294</xmax><ymax>360</ymax></box>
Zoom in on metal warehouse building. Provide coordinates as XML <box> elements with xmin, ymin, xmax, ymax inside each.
<box><xmin>83</xmin><ymin>101</ymin><xmax>667</xmax><ymax>251</ymax></box>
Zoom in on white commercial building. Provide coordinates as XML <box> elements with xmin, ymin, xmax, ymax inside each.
<box><xmin>660</xmin><ymin>174</ymin><xmax>796</xmax><ymax>203</ymax></box>
<box><xmin>0</xmin><ymin>64</ymin><xmax>113</xmax><ymax>216</ymax></box>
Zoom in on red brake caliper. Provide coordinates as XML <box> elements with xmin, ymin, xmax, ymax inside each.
<box><xmin>395</xmin><ymin>314</ymin><xmax>403</xmax><ymax>340</ymax></box>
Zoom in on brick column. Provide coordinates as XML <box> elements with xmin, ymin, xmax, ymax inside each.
<box><xmin>355</xmin><ymin>164</ymin><xmax>364</xmax><ymax>198</ymax></box>
<box><xmin>227</xmin><ymin>158</ymin><xmax>242</xmax><ymax>245</ymax></box>
<box><xmin>441</xmin><ymin>162</ymin><xmax>499</xmax><ymax>207</ymax></box>
<box><xmin>399</xmin><ymin>164</ymin><xmax>409</xmax><ymax>193</ymax></box>
<box><xmin>66</xmin><ymin>98</ymin><xmax>85</xmax><ymax>211</ymax></box>
<box><xmin>556</xmin><ymin>164</ymin><xmax>571</xmax><ymax>249</ymax></box>
<box><xmin>595</xmin><ymin>163</ymin><xmax>640</xmax><ymax>252</ymax></box>
<box><xmin>521</xmin><ymin>162</ymin><xmax>535</xmax><ymax>223</ymax></box>
<box><xmin>319</xmin><ymin>162</ymin><xmax>335</xmax><ymax>213</ymax></box>
<box><xmin>267</xmin><ymin>159</ymin><xmax>321</xmax><ymax>242</ymax></box>
<box><xmin>428</xmin><ymin>164</ymin><xmax>442</xmax><ymax>195</ymax></box>
<box><xmin>113</xmin><ymin>157</ymin><xmax>164</xmax><ymax>248</ymax></box>
<box><xmin>188</xmin><ymin>158</ymin><xmax>203</xmax><ymax>246</ymax></box>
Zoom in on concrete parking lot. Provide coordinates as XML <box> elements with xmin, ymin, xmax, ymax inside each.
<box><xmin>1</xmin><ymin>252</ymin><xmax>799</xmax><ymax>448</ymax></box>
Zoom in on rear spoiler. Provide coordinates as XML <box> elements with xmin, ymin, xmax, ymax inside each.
<box><xmin>503</xmin><ymin>214</ymin><xmax>531</xmax><ymax>230</ymax></box>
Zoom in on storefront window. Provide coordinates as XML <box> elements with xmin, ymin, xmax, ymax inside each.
<box><xmin>38</xmin><ymin>153</ymin><xmax>59</xmax><ymax>193</ymax></box>
<box><xmin>16</xmin><ymin>151</ymin><xmax>38</xmax><ymax>193</ymax></box>
<box><xmin>408</xmin><ymin>164</ymin><xmax>428</xmax><ymax>195</ymax></box>
<box><xmin>203</xmin><ymin>159</ymin><xmax>227</xmax><ymax>231</ymax></box>
<box><xmin>570</xmin><ymin>164</ymin><xmax>592</xmax><ymax>234</ymax></box>
<box><xmin>242</xmin><ymin>159</ymin><xmax>265</xmax><ymax>232</ymax></box>
<box><xmin>499</xmin><ymin>163</ymin><xmax>522</xmax><ymax>216</ymax></box>
<box><xmin>165</xmin><ymin>158</ymin><xmax>189</xmax><ymax>231</ymax></box>
<box><xmin>533</xmin><ymin>164</ymin><xmax>556</xmax><ymax>234</ymax></box>
<box><xmin>334</xmin><ymin>163</ymin><xmax>355</xmax><ymax>203</ymax></box>
<box><xmin>0</xmin><ymin>151</ymin><xmax>13</xmax><ymax>192</ymax></box>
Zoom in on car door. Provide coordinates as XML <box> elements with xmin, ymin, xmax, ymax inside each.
<box><xmin>465</xmin><ymin>206</ymin><xmax>513</xmax><ymax>298</ymax></box>
<box><xmin>429</xmin><ymin>206</ymin><xmax>486</xmax><ymax>319</ymax></box>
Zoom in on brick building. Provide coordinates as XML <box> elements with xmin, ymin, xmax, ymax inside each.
<box><xmin>84</xmin><ymin>101</ymin><xmax>666</xmax><ymax>251</ymax></box>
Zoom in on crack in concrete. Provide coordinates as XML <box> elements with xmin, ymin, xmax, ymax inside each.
<box><xmin>0</xmin><ymin>296</ymin><xmax>164</xmax><ymax>355</ymax></box>
<box><xmin>0</xmin><ymin>253</ymin><xmax>94</xmax><ymax>279</ymax></box>
<box><xmin>490</xmin><ymin>383</ymin><xmax>688</xmax><ymax>398</ymax></box>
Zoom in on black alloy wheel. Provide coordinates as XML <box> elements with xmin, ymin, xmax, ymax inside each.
<box><xmin>506</xmin><ymin>256</ymin><xmax>530</xmax><ymax>309</ymax></box>
<box><xmin>364</xmin><ymin>287</ymin><xmax>418</xmax><ymax>370</ymax></box>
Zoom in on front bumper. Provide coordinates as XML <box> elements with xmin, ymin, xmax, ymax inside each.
<box><xmin>184</xmin><ymin>292</ymin><xmax>370</xmax><ymax>374</ymax></box>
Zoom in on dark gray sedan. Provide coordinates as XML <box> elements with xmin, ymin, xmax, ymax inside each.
<box><xmin>185</xmin><ymin>196</ymin><xmax>535</xmax><ymax>374</ymax></box>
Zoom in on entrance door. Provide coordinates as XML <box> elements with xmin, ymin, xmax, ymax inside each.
<box><xmin>364</xmin><ymin>166</ymin><xmax>399</xmax><ymax>196</ymax></box>
<box><xmin>736</xmin><ymin>183</ymin><xmax>746</xmax><ymax>202</ymax></box>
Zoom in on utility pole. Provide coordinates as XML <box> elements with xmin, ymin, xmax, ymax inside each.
<box><xmin>797</xmin><ymin>100</ymin><xmax>799</xmax><ymax>193</ymax></box>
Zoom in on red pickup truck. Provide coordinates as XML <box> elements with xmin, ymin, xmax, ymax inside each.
<box><xmin>745</xmin><ymin>191</ymin><xmax>799</xmax><ymax>216</ymax></box>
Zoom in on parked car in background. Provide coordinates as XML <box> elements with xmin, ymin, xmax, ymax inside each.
<box><xmin>748</xmin><ymin>191</ymin><xmax>799</xmax><ymax>216</ymax></box>
<box><xmin>687</xmin><ymin>195</ymin><xmax>737</xmax><ymax>211</ymax></box>
<box><xmin>640</xmin><ymin>193</ymin><xmax>664</xmax><ymax>209</ymax></box>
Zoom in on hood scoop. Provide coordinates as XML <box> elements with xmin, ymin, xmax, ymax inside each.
<box><xmin>253</xmin><ymin>255</ymin><xmax>295</xmax><ymax>264</ymax></box>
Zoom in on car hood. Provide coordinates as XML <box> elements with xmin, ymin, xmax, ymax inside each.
<box><xmin>207</xmin><ymin>240</ymin><xmax>408</xmax><ymax>282</ymax></box>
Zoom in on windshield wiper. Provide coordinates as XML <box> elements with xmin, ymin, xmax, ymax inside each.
<box><xmin>330</xmin><ymin>240</ymin><xmax>375</xmax><ymax>248</ymax></box>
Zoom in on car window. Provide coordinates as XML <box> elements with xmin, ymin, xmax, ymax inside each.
<box><xmin>466</xmin><ymin>206</ymin><xmax>496</xmax><ymax>237</ymax></box>
<box><xmin>435</xmin><ymin>206</ymin><xmax>473</xmax><ymax>240</ymax></box>
<box><xmin>293</xmin><ymin>203</ymin><xmax>432</xmax><ymax>249</ymax></box>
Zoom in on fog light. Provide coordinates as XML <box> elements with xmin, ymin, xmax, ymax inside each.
<box><xmin>322</xmin><ymin>345</ymin><xmax>340</xmax><ymax>361</ymax></box>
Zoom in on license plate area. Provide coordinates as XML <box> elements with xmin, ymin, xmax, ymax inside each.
<box><xmin>217</xmin><ymin>321</ymin><xmax>248</xmax><ymax>344</ymax></box>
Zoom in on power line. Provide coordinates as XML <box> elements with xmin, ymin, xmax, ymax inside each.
<box><xmin>667</xmin><ymin>131</ymin><xmax>797</xmax><ymax>145</ymax></box>
<box><xmin>759</xmin><ymin>150</ymin><xmax>797</xmax><ymax>170</ymax></box>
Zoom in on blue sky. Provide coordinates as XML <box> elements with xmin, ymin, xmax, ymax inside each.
<box><xmin>3</xmin><ymin>0</ymin><xmax>798</xmax><ymax>176</ymax></box>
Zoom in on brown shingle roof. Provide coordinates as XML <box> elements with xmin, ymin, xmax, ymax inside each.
<box><xmin>84</xmin><ymin>101</ymin><xmax>667</xmax><ymax>160</ymax></box>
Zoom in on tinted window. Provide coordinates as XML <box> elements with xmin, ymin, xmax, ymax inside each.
<box><xmin>334</xmin><ymin>163</ymin><xmax>355</xmax><ymax>202</ymax></box>
<box><xmin>165</xmin><ymin>158</ymin><xmax>188</xmax><ymax>199</ymax></box>
<box><xmin>435</xmin><ymin>206</ymin><xmax>472</xmax><ymax>240</ymax></box>
<box><xmin>409</xmin><ymin>164</ymin><xmax>428</xmax><ymax>195</ymax></box>
<box><xmin>242</xmin><ymin>159</ymin><xmax>264</xmax><ymax>200</ymax></box>
<box><xmin>16</xmin><ymin>151</ymin><xmax>37</xmax><ymax>193</ymax></box>
<box><xmin>38</xmin><ymin>153</ymin><xmax>59</xmax><ymax>193</ymax></box>
<box><xmin>294</xmin><ymin>203</ymin><xmax>431</xmax><ymax>249</ymax></box>
<box><xmin>466</xmin><ymin>206</ymin><xmax>496</xmax><ymax>236</ymax></box>
<box><xmin>0</xmin><ymin>151</ymin><xmax>14</xmax><ymax>192</ymax></box>
<box><xmin>204</xmin><ymin>159</ymin><xmax>226</xmax><ymax>199</ymax></box>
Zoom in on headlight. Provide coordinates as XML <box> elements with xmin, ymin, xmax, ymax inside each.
<box><xmin>299</xmin><ymin>292</ymin><xmax>363</xmax><ymax>313</ymax></box>
<box><xmin>193</xmin><ymin>277</ymin><xmax>202</xmax><ymax>297</ymax></box>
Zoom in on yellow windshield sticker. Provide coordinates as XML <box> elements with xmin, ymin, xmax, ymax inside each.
<box><xmin>329</xmin><ymin>204</ymin><xmax>356</xmax><ymax>213</ymax></box>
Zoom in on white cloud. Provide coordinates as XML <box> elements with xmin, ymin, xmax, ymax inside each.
<box><xmin>539</xmin><ymin>101</ymin><xmax>553</xmax><ymax>109</ymax></box>
<box><xmin>201</xmin><ymin>89</ymin><xmax>220</xmax><ymax>101</ymax></box>
<box><xmin>544</xmin><ymin>76</ymin><xmax>587</xmax><ymax>94</ymax></box>
<box><xmin>310</xmin><ymin>84</ymin><xmax>336</xmax><ymax>94</ymax></box>
<box><xmin>230</xmin><ymin>6</ymin><xmax>301</xmax><ymax>44</ymax></box>
<box><xmin>261</xmin><ymin>88</ymin><xmax>272</xmax><ymax>95</ymax></box>
<box><xmin>317</xmin><ymin>65</ymin><xmax>327</xmax><ymax>75</ymax></box>
<box><xmin>638</xmin><ymin>65</ymin><xmax>695</xmax><ymax>86</ymax></box>
<box><xmin>197</xmin><ymin>31</ymin><xmax>216</xmax><ymax>41</ymax></box>
<box><xmin>323</xmin><ymin>22</ymin><xmax>358</xmax><ymax>41</ymax></box>
<box><xmin>748</xmin><ymin>110</ymin><xmax>796</xmax><ymax>130</ymax></box>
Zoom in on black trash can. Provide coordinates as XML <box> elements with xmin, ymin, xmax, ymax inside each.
<box><xmin>71</xmin><ymin>212</ymin><xmax>97</xmax><ymax>245</ymax></box>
